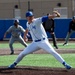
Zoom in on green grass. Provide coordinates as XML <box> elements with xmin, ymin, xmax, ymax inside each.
<box><xmin>0</xmin><ymin>54</ymin><xmax>74</xmax><ymax>68</ymax></box>
<box><xmin>0</xmin><ymin>42</ymin><xmax>75</xmax><ymax>49</ymax></box>
<box><xmin>0</xmin><ymin>42</ymin><xmax>30</xmax><ymax>49</ymax></box>
<box><xmin>57</xmin><ymin>42</ymin><xmax>75</xmax><ymax>49</ymax></box>
<box><xmin>0</xmin><ymin>41</ymin><xmax>75</xmax><ymax>68</ymax></box>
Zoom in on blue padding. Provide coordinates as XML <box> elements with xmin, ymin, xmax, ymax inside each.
<box><xmin>0</xmin><ymin>20</ymin><xmax>5</xmax><ymax>40</ymax></box>
<box><xmin>4</xmin><ymin>20</ymin><xmax>13</xmax><ymax>38</ymax></box>
<box><xmin>19</xmin><ymin>19</ymin><xmax>27</xmax><ymax>29</ymax></box>
<box><xmin>54</xmin><ymin>19</ymin><xmax>72</xmax><ymax>38</ymax></box>
<box><xmin>0</xmin><ymin>19</ymin><xmax>75</xmax><ymax>40</ymax></box>
<box><xmin>19</xmin><ymin>19</ymin><xmax>27</xmax><ymax>37</ymax></box>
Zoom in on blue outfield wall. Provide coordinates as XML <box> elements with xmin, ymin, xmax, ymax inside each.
<box><xmin>0</xmin><ymin>20</ymin><xmax>5</xmax><ymax>40</ymax></box>
<box><xmin>0</xmin><ymin>19</ymin><xmax>27</xmax><ymax>40</ymax></box>
<box><xmin>52</xmin><ymin>19</ymin><xmax>72</xmax><ymax>38</ymax></box>
<box><xmin>0</xmin><ymin>19</ymin><xmax>75</xmax><ymax>41</ymax></box>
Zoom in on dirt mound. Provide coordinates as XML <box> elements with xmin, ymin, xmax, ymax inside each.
<box><xmin>0</xmin><ymin>48</ymin><xmax>75</xmax><ymax>55</ymax></box>
<box><xmin>0</xmin><ymin>66</ymin><xmax>75</xmax><ymax>75</ymax></box>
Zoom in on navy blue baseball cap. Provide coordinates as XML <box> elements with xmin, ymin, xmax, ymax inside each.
<box><xmin>26</xmin><ymin>11</ymin><xmax>34</xmax><ymax>17</ymax></box>
<box><xmin>14</xmin><ymin>19</ymin><xmax>19</xmax><ymax>23</ymax></box>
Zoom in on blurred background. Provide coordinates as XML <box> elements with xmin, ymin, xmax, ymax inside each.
<box><xmin>0</xmin><ymin>0</ymin><xmax>75</xmax><ymax>40</ymax></box>
<box><xmin>0</xmin><ymin>0</ymin><xmax>75</xmax><ymax>19</ymax></box>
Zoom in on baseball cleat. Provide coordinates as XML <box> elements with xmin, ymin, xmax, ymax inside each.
<box><xmin>62</xmin><ymin>62</ymin><xmax>71</xmax><ymax>70</ymax></box>
<box><xmin>8</xmin><ymin>64</ymin><xmax>15</xmax><ymax>69</ymax></box>
<box><xmin>65</xmin><ymin>64</ymin><xmax>71</xmax><ymax>70</ymax></box>
<box><xmin>10</xmin><ymin>52</ymin><xmax>14</xmax><ymax>55</ymax></box>
<box><xmin>54</xmin><ymin>45</ymin><xmax>58</xmax><ymax>49</ymax></box>
<box><xmin>63</xmin><ymin>43</ymin><xmax>68</xmax><ymax>46</ymax></box>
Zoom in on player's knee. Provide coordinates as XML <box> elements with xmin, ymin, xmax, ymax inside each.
<box><xmin>20</xmin><ymin>51</ymin><xmax>27</xmax><ymax>57</ymax></box>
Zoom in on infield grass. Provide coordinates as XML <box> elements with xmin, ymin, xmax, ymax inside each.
<box><xmin>0</xmin><ymin>54</ymin><xmax>75</xmax><ymax>68</ymax></box>
<box><xmin>0</xmin><ymin>41</ymin><xmax>75</xmax><ymax>49</ymax></box>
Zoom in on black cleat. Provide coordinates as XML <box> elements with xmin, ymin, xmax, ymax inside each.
<box><xmin>10</xmin><ymin>52</ymin><xmax>14</xmax><ymax>55</ymax></box>
<box><xmin>63</xmin><ymin>43</ymin><xmax>68</xmax><ymax>46</ymax></box>
<box><xmin>54</xmin><ymin>45</ymin><xmax>58</xmax><ymax>49</ymax></box>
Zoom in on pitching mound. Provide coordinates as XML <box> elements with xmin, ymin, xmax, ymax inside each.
<box><xmin>0</xmin><ymin>66</ymin><xmax>75</xmax><ymax>75</ymax></box>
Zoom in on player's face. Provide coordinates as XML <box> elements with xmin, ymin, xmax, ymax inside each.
<box><xmin>14</xmin><ymin>22</ymin><xmax>19</xmax><ymax>27</ymax></box>
<box><xmin>27</xmin><ymin>16</ymin><xmax>34</xmax><ymax>23</ymax></box>
<box><xmin>15</xmin><ymin>22</ymin><xmax>18</xmax><ymax>25</ymax></box>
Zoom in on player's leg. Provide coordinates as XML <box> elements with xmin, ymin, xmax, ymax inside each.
<box><xmin>39</xmin><ymin>41</ymin><xmax>64</xmax><ymax>63</ymax></box>
<box><xmin>18</xmin><ymin>36</ymin><xmax>28</xmax><ymax>47</ymax></box>
<box><xmin>39</xmin><ymin>40</ymin><xmax>71</xmax><ymax>69</ymax></box>
<box><xmin>8</xmin><ymin>42</ymin><xmax>40</xmax><ymax>68</ymax></box>
<box><xmin>9</xmin><ymin>37</ymin><xmax>15</xmax><ymax>54</ymax></box>
<box><xmin>63</xmin><ymin>30</ymin><xmax>73</xmax><ymax>46</ymax></box>
<box><xmin>50</xmin><ymin>32</ymin><xmax>58</xmax><ymax>49</ymax></box>
<box><xmin>63</xmin><ymin>32</ymin><xmax>71</xmax><ymax>45</ymax></box>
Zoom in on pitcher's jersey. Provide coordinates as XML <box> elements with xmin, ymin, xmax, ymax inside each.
<box><xmin>6</xmin><ymin>25</ymin><xmax>25</xmax><ymax>37</ymax></box>
<box><xmin>26</xmin><ymin>17</ymin><xmax>48</xmax><ymax>41</ymax></box>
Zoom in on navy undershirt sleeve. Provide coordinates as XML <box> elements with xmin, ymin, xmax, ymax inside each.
<box><xmin>42</xmin><ymin>16</ymin><xmax>48</xmax><ymax>22</ymax></box>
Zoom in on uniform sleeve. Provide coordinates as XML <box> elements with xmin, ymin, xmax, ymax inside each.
<box><xmin>20</xmin><ymin>26</ymin><xmax>25</xmax><ymax>33</ymax></box>
<box><xmin>6</xmin><ymin>26</ymin><xmax>12</xmax><ymax>33</ymax></box>
<box><xmin>35</xmin><ymin>16</ymin><xmax>48</xmax><ymax>25</ymax></box>
<box><xmin>42</xmin><ymin>16</ymin><xmax>48</xmax><ymax>22</ymax></box>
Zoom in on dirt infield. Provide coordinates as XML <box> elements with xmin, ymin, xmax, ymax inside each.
<box><xmin>0</xmin><ymin>48</ymin><xmax>75</xmax><ymax>55</ymax></box>
<box><xmin>0</xmin><ymin>66</ymin><xmax>75</xmax><ymax>75</ymax></box>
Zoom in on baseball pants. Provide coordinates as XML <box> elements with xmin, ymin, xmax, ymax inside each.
<box><xmin>14</xmin><ymin>39</ymin><xmax>65</xmax><ymax>64</ymax></box>
<box><xmin>65</xmin><ymin>30</ymin><xmax>75</xmax><ymax>43</ymax></box>
<box><xmin>9</xmin><ymin>36</ymin><xmax>27</xmax><ymax>53</ymax></box>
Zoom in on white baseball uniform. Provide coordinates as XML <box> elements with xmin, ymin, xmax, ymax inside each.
<box><xmin>14</xmin><ymin>17</ymin><xmax>65</xmax><ymax>64</ymax></box>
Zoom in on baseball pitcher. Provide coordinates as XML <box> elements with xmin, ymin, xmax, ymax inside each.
<box><xmin>8</xmin><ymin>11</ymin><xmax>71</xmax><ymax>70</ymax></box>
